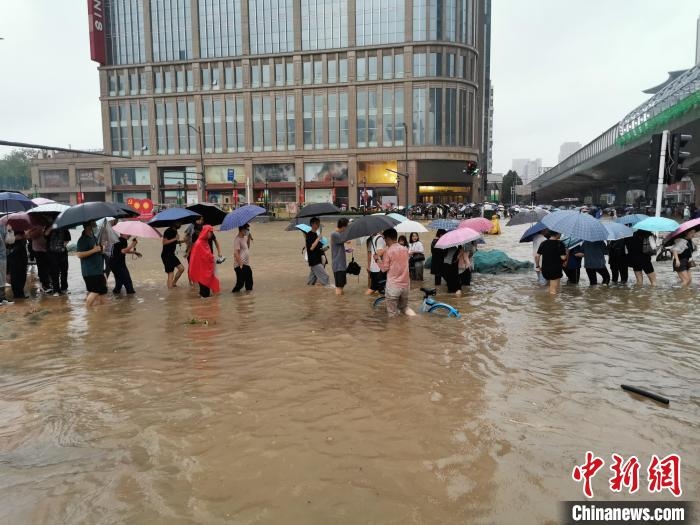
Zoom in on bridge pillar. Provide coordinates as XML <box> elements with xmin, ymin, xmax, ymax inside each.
<box><xmin>689</xmin><ymin>174</ymin><xmax>700</xmax><ymax>208</ymax></box>
<box><xmin>614</xmin><ymin>183</ymin><xmax>629</xmax><ymax>206</ymax></box>
<box><xmin>590</xmin><ymin>187</ymin><xmax>602</xmax><ymax>207</ymax></box>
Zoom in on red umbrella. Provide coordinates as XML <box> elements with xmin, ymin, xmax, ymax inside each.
<box><xmin>459</xmin><ymin>217</ymin><xmax>493</xmax><ymax>233</ymax></box>
<box><xmin>663</xmin><ymin>217</ymin><xmax>700</xmax><ymax>246</ymax></box>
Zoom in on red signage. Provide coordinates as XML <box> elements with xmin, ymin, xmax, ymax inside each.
<box><xmin>126</xmin><ymin>198</ymin><xmax>155</xmax><ymax>220</ymax></box>
<box><xmin>87</xmin><ymin>0</ymin><xmax>106</xmax><ymax>64</ymax></box>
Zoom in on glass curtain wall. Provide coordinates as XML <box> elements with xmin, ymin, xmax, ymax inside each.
<box><xmin>199</xmin><ymin>0</ymin><xmax>243</xmax><ymax>57</ymax></box>
<box><xmin>248</xmin><ymin>0</ymin><xmax>294</xmax><ymax>54</ymax></box>
<box><xmin>301</xmin><ymin>0</ymin><xmax>348</xmax><ymax>50</ymax></box>
<box><xmin>356</xmin><ymin>0</ymin><xmax>404</xmax><ymax>45</ymax></box>
<box><xmin>151</xmin><ymin>0</ymin><xmax>193</xmax><ymax>61</ymax></box>
<box><xmin>105</xmin><ymin>0</ymin><xmax>146</xmax><ymax>65</ymax></box>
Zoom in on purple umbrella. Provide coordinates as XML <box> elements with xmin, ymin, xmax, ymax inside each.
<box><xmin>0</xmin><ymin>212</ymin><xmax>45</xmax><ymax>231</ymax></box>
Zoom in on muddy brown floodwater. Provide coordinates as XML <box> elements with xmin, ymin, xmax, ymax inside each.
<box><xmin>0</xmin><ymin>219</ymin><xmax>698</xmax><ymax>524</ymax></box>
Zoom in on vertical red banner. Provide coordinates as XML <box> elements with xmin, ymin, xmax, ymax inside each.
<box><xmin>87</xmin><ymin>0</ymin><xmax>107</xmax><ymax>64</ymax></box>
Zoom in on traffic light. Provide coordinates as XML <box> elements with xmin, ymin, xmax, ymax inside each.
<box><xmin>648</xmin><ymin>133</ymin><xmax>662</xmax><ymax>179</ymax></box>
<box><xmin>462</xmin><ymin>161</ymin><xmax>479</xmax><ymax>176</ymax></box>
<box><xmin>668</xmin><ymin>133</ymin><xmax>692</xmax><ymax>183</ymax></box>
<box><xmin>530</xmin><ymin>191</ymin><xmax>537</xmax><ymax>203</ymax></box>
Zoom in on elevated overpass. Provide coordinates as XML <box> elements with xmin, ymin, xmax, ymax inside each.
<box><xmin>532</xmin><ymin>65</ymin><xmax>700</xmax><ymax>206</ymax></box>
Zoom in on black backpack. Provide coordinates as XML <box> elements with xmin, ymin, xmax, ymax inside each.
<box><xmin>346</xmin><ymin>257</ymin><xmax>361</xmax><ymax>275</ymax></box>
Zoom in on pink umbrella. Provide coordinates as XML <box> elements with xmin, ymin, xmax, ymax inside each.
<box><xmin>31</xmin><ymin>197</ymin><xmax>55</xmax><ymax>205</ymax></box>
<box><xmin>663</xmin><ymin>217</ymin><xmax>700</xmax><ymax>245</ymax></box>
<box><xmin>435</xmin><ymin>227</ymin><xmax>482</xmax><ymax>249</ymax></box>
<box><xmin>113</xmin><ymin>220</ymin><xmax>162</xmax><ymax>239</ymax></box>
<box><xmin>459</xmin><ymin>217</ymin><xmax>493</xmax><ymax>233</ymax></box>
<box><xmin>0</xmin><ymin>212</ymin><xmax>45</xmax><ymax>231</ymax></box>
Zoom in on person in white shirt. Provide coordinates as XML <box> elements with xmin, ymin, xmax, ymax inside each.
<box><xmin>366</xmin><ymin>232</ymin><xmax>386</xmax><ymax>294</ymax></box>
<box><xmin>532</xmin><ymin>230</ymin><xmax>549</xmax><ymax>285</ymax></box>
<box><xmin>408</xmin><ymin>232</ymin><xmax>425</xmax><ymax>281</ymax></box>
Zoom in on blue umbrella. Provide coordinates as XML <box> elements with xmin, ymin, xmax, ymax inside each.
<box><xmin>615</xmin><ymin>214</ymin><xmax>649</xmax><ymax>226</ymax></box>
<box><xmin>220</xmin><ymin>205</ymin><xmax>266</xmax><ymax>231</ymax></box>
<box><xmin>632</xmin><ymin>217</ymin><xmax>679</xmax><ymax>232</ymax></box>
<box><xmin>147</xmin><ymin>207</ymin><xmax>201</xmax><ymax>228</ymax></box>
<box><xmin>428</xmin><ymin>219</ymin><xmax>460</xmax><ymax>231</ymax></box>
<box><xmin>519</xmin><ymin>222</ymin><xmax>548</xmax><ymax>243</ymax></box>
<box><xmin>541</xmin><ymin>210</ymin><xmax>608</xmax><ymax>242</ymax></box>
<box><xmin>603</xmin><ymin>222</ymin><xmax>634</xmax><ymax>240</ymax></box>
<box><xmin>294</xmin><ymin>224</ymin><xmax>329</xmax><ymax>247</ymax></box>
<box><xmin>0</xmin><ymin>191</ymin><xmax>35</xmax><ymax>213</ymax></box>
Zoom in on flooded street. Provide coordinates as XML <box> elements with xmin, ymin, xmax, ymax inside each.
<box><xmin>1</xmin><ymin>220</ymin><xmax>698</xmax><ymax>524</ymax></box>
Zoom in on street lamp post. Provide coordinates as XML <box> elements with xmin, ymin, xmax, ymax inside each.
<box><xmin>187</xmin><ymin>124</ymin><xmax>205</xmax><ymax>202</ymax></box>
<box><xmin>177</xmin><ymin>181</ymin><xmax>182</xmax><ymax>205</ymax></box>
<box><xmin>385</xmin><ymin>168</ymin><xmax>409</xmax><ymax>214</ymax></box>
<box><xmin>331</xmin><ymin>178</ymin><xmax>336</xmax><ymax>206</ymax></box>
<box><xmin>264</xmin><ymin>180</ymin><xmax>269</xmax><ymax>212</ymax></box>
<box><xmin>361</xmin><ymin>176</ymin><xmax>367</xmax><ymax>215</ymax></box>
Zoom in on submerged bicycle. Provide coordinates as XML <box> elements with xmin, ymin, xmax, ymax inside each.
<box><xmin>373</xmin><ymin>287</ymin><xmax>461</xmax><ymax>318</ymax></box>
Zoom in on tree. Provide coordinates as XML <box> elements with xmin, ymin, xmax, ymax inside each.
<box><xmin>501</xmin><ymin>170</ymin><xmax>523</xmax><ymax>204</ymax></box>
<box><xmin>0</xmin><ymin>149</ymin><xmax>36</xmax><ymax>191</ymax></box>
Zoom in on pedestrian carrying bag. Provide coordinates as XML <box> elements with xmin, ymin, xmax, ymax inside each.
<box><xmin>346</xmin><ymin>257</ymin><xmax>361</xmax><ymax>275</ymax></box>
<box><xmin>4</xmin><ymin>226</ymin><xmax>15</xmax><ymax>245</ymax></box>
<box><xmin>642</xmin><ymin>235</ymin><xmax>657</xmax><ymax>255</ymax></box>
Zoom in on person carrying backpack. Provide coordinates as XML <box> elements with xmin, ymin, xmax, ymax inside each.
<box><xmin>625</xmin><ymin>230</ymin><xmax>657</xmax><ymax>286</ymax></box>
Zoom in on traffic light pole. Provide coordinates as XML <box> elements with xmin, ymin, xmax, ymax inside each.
<box><xmin>654</xmin><ymin>130</ymin><xmax>669</xmax><ymax>218</ymax></box>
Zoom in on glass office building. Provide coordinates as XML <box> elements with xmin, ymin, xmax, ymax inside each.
<box><xmin>34</xmin><ymin>0</ymin><xmax>489</xmax><ymax>208</ymax></box>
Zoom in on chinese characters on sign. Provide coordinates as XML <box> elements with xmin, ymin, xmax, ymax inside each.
<box><xmin>572</xmin><ymin>452</ymin><xmax>682</xmax><ymax>498</ymax></box>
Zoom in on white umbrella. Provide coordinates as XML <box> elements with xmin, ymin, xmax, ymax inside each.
<box><xmin>395</xmin><ymin>220</ymin><xmax>428</xmax><ymax>233</ymax></box>
<box><xmin>28</xmin><ymin>203</ymin><xmax>70</xmax><ymax>214</ymax></box>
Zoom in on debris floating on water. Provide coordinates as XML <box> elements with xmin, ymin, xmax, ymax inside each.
<box><xmin>621</xmin><ymin>384</ymin><xmax>669</xmax><ymax>405</ymax></box>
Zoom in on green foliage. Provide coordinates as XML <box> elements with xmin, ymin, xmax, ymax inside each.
<box><xmin>0</xmin><ymin>149</ymin><xmax>36</xmax><ymax>191</ymax></box>
<box><xmin>501</xmin><ymin>170</ymin><xmax>523</xmax><ymax>203</ymax></box>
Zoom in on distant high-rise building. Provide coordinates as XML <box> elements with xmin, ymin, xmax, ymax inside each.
<box><xmin>696</xmin><ymin>14</ymin><xmax>700</xmax><ymax>65</ymax></box>
<box><xmin>511</xmin><ymin>158</ymin><xmax>542</xmax><ymax>184</ymax></box>
<box><xmin>558</xmin><ymin>142</ymin><xmax>582</xmax><ymax>162</ymax></box>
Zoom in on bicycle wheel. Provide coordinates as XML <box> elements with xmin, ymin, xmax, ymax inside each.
<box><xmin>373</xmin><ymin>296</ymin><xmax>385</xmax><ymax>308</ymax></box>
<box><xmin>428</xmin><ymin>303</ymin><xmax>460</xmax><ymax>318</ymax></box>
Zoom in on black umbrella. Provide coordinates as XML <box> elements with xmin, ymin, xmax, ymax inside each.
<box><xmin>53</xmin><ymin>202</ymin><xmax>138</xmax><ymax>230</ymax></box>
<box><xmin>186</xmin><ymin>203</ymin><xmax>227</xmax><ymax>226</ymax></box>
<box><xmin>506</xmin><ymin>209</ymin><xmax>549</xmax><ymax>226</ymax></box>
<box><xmin>339</xmin><ymin>215</ymin><xmax>401</xmax><ymax>242</ymax></box>
<box><xmin>296</xmin><ymin>202</ymin><xmax>341</xmax><ymax>218</ymax></box>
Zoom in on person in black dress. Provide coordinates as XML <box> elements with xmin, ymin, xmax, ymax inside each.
<box><xmin>625</xmin><ymin>230</ymin><xmax>657</xmax><ymax>286</ymax></box>
<box><xmin>430</xmin><ymin>229</ymin><xmax>447</xmax><ymax>286</ymax></box>
<box><xmin>535</xmin><ymin>231</ymin><xmax>567</xmax><ymax>295</ymax></box>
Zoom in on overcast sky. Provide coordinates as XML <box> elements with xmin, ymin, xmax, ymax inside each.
<box><xmin>1</xmin><ymin>1</ymin><xmax>698</xmax><ymax>171</ymax></box>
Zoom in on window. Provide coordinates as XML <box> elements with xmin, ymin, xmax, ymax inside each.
<box><xmin>339</xmin><ymin>57</ymin><xmax>348</xmax><ymax>82</ymax></box>
<box><xmin>412</xmin><ymin>87</ymin><xmax>426</xmax><ymax>145</ymax></box>
<box><xmin>151</xmin><ymin>0</ymin><xmax>192</xmax><ymax>61</ymax></box>
<box><xmin>164</xmin><ymin>70</ymin><xmax>173</xmax><ymax>92</ymax></box>
<box><xmin>394</xmin><ymin>53</ymin><xmax>404</xmax><ymax>78</ymax></box>
<box><xmin>303</xmin><ymin>93</ymin><xmax>325</xmax><ymax>149</ymax></box>
<box><xmin>131</xmin><ymin>102</ymin><xmax>149</xmax><ymax>154</ymax></box>
<box><xmin>413</xmin><ymin>53</ymin><xmax>426</xmax><ymax>77</ymax></box>
<box><xmin>445</xmin><ymin>87</ymin><xmax>457</xmax><ymax>145</ymax></box>
<box><xmin>314</xmin><ymin>93</ymin><xmax>324</xmax><ymax>149</ymax></box>
<box><xmin>275</xmin><ymin>62</ymin><xmax>284</xmax><ymax>86</ymax></box>
<box><xmin>199</xmin><ymin>0</ymin><xmax>242</xmax><ymax>58</ymax></box>
<box><xmin>356</xmin><ymin>0</ymin><xmax>405</xmax><ymax>45</ymax></box>
<box><xmin>226</xmin><ymin>96</ymin><xmax>245</xmax><ymax>152</ymax></box>
<box><xmin>165</xmin><ymin>101</ymin><xmax>176</xmax><ymax>154</ymax></box>
<box><xmin>301</xmin><ymin>0</ymin><xmax>348</xmax><ymax>50</ymax></box>
<box><xmin>382</xmin><ymin>86</ymin><xmax>404</xmax><ymax>146</ymax></box>
<box><xmin>109</xmin><ymin>73</ymin><xmax>118</xmax><ymax>96</ymax></box>
<box><xmin>251</xmin><ymin>62</ymin><xmax>261</xmax><ymax>88</ymax></box>
<box><xmin>303</xmin><ymin>58</ymin><xmax>312</xmax><ymax>85</ymax></box>
<box><xmin>356</xmin><ymin>88</ymin><xmax>377</xmax><ymax>147</ymax></box>
<box><xmin>262</xmin><ymin>63</ymin><xmax>270</xmax><ymax>87</ymax></box>
<box><xmin>177</xmin><ymin>69</ymin><xmax>186</xmax><ymax>92</ymax></box>
<box><xmin>286</xmin><ymin>62</ymin><xmax>294</xmax><ymax>85</ymax></box>
<box><xmin>129</xmin><ymin>72</ymin><xmax>138</xmax><ymax>94</ymax></box>
<box><xmin>187</xmin><ymin>69</ymin><xmax>194</xmax><ymax>91</ymax></box>
<box><xmin>202</xmin><ymin>67</ymin><xmax>212</xmax><ymax>90</ymax></box>
<box><xmin>117</xmin><ymin>72</ymin><xmax>126</xmax><ymax>95</ymax></box>
<box><xmin>252</xmin><ymin>95</ymin><xmax>272</xmax><ymax>151</ymax></box>
<box><xmin>428</xmin><ymin>87</ymin><xmax>442</xmax><ymax>145</ymax></box>
<box><xmin>328</xmin><ymin>92</ymin><xmax>338</xmax><ymax>149</ymax></box>
<box><xmin>413</xmin><ymin>0</ymin><xmax>474</xmax><ymax>44</ymax></box>
<box><xmin>368</xmin><ymin>55</ymin><xmax>377</xmax><ymax>81</ymax></box>
<box><xmin>356</xmin><ymin>56</ymin><xmax>366</xmax><ymax>81</ymax></box>
<box><xmin>225</xmin><ymin>65</ymin><xmax>234</xmax><ymax>88</ymax></box>
<box><xmin>248</xmin><ymin>0</ymin><xmax>294</xmax><ymax>54</ymax></box>
<box><xmin>339</xmin><ymin>92</ymin><xmax>348</xmax><ymax>147</ymax></box>
<box><xmin>303</xmin><ymin>94</ymin><xmax>313</xmax><ymax>149</ymax></box>
<box><xmin>139</xmin><ymin>72</ymin><xmax>147</xmax><ymax>94</ymax></box>
<box><xmin>327</xmin><ymin>58</ymin><xmax>337</xmax><ymax>83</ymax></box>
<box><xmin>273</xmin><ymin>94</ymin><xmax>295</xmax><ymax>150</ymax></box>
<box><xmin>382</xmin><ymin>54</ymin><xmax>393</xmax><ymax>80</ymax></box>
<box><xmin>105</xmin><ymin>0</ymin><xmax>146</xmax><ymax>65</ymax></box>
<box><xmin>447</xmin><ymin>53</ymin><xmax>456</xmax><ymax>77</ymax></box>
<box><xmin>109</xmin><ymin>104</ymin><xmax>130</xmax><ymax>156</ymax></box>
<box><xmin>429</xmin><ymin>52</ymin><xmax>443</xmax><ymax>76</ymax></box>
<box><xmin>156</xmin><ymin>102</ymin><xmax>166</xmax><ymax>154</ymax></box>
<box><xmin>313</xmin><ymin>59</ymin><xmax>323</xmax><ymax>84</ymax></box>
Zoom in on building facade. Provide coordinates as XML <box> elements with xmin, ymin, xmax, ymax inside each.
<box><xmin>558</xmin><ymin>141</ymin><xmax>581</xmax><ymax>163</ymax></box>
<box><xmin>510</xmin><ymin>157</ymin><xmax>541</xmax><ymax>185</ymax></box>
<box><xmin>33</xmin><ymin>0</ymin><xmax>487</xmax><ymax>209</ymax></box>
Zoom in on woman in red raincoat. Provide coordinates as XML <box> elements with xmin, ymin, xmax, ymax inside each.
<box><xmin>188</xmin><ymin>224</ymin><xmax>220</xmax><ymax>297</ymax></box>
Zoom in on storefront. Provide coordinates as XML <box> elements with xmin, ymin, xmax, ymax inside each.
<box><xmin>159</xmin><ymin>166</ymin><xmax>197</xmax><ymax>205</ymax></box>
<box><xmin>304</xmin><ymin>161</ymin><xmax>349</xmax><ymax>208</ymax></box>
<box><xmin>416</xmin><ymin>160</ymin><xmax>476</xmax><ymax>204</ymax></box>
<box><xmin>357</xmin><ymin>161</ymin><xmax>398</xmax><ymax>209</ymax></box>
<box><xmin>205</xmin><ymin>165</ymin><xmax>246</xmax><ymax>209</ymax></box>
<box><xmin>253</xmin><ymin>163</ymin><xmax>296</xmax><ymax>207</ymax></box>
